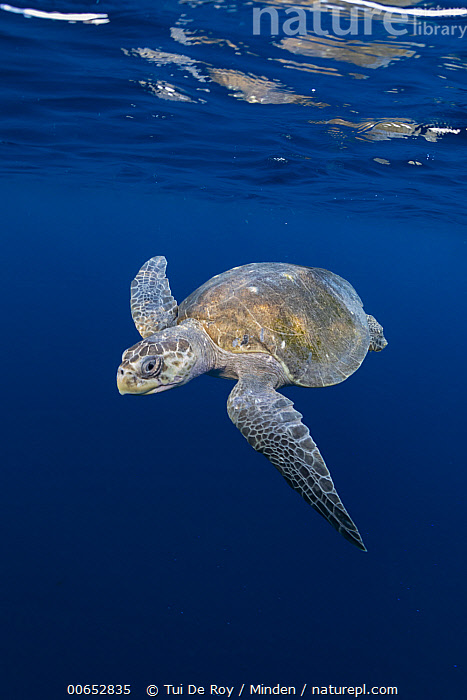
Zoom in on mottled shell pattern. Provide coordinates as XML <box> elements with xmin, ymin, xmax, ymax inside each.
<box><xmin>177</xmin><ymin>263</ymin><xmax>370</xmax><ymax>388</ymax></box>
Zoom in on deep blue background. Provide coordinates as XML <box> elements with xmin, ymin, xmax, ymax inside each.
<box><xmin>1</xmin><ymin>2</ymin><xmax>466</xmax><ymax>699</ymax></box>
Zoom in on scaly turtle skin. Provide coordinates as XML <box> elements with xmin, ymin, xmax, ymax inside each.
<box><xmin>117</xmin><ymin>256</ymin><xmax>387</xmax><ymax>551</ymax></box>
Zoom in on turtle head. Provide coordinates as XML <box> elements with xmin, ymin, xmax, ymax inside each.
<box><xmin>117</xmin><ymin>329</ymin><xmax>198</xmax><ymax>396</ymax></box>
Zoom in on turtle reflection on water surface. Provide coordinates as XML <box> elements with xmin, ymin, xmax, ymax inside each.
<box><xmin>117</xmin><ymin>257</ymin><xmax>387</xmax><ymax>551</ymax></box>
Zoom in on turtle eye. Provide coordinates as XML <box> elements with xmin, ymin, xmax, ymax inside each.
<box><xmin>141</xmin><ymin>356</ymin><xmax>162</xmax><ymax>378</ymax></box>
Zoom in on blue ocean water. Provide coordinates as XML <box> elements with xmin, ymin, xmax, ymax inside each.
<box><xmin>1</xmin><ymin>1</ymin><xmax>466</xmax><ymax>698</ymax></box>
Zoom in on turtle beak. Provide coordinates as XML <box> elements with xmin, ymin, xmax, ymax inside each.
<box><xmin>117</xmin><ymin>366</ymin><xmax>168</xmax><ymax>395</ymax></box>
<box><xmin>116</xmin><ymin>366</ymin><xmax>141</xmax><ymax>395</ymax></box>
<box><xmin>117</xmin><ymin>368</ymin><xmax>130</xmax><ymax>395</ymax></box>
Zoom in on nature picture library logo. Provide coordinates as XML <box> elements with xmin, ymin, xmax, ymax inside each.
<box><xmin>252</xmin><ymin>1</ymin><xmax>467</xmax><ymax>39</ymax></box>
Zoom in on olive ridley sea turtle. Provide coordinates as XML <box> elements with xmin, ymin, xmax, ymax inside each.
<box><xmin>117</xmin><ymin>257</ymin><xmax>387</xmax><ymax>551</ymax></box>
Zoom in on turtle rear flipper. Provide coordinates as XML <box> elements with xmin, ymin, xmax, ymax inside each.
<box><xmin>367</xmin><ymin>314</ymin><xmax>387</xmax><ymax>352</ymax></box>
<box><xmin>131</xmin><ymin>256</ymin><xmax>178</xmax><ymax>338</ymax></box>
<box><xmin>227</xmin><ymin>374</ymin><xmax>366</xmax><ymax>551</ymax></box>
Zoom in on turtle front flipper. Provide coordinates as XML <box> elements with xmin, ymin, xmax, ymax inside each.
<box><xmin>227</xmin><ymin>376</ymin><xmax>366</xmax><ymax>551</ymax></box>
<box><xmin>367</xmin><ymin>314</ymin><xmax>387</xmax><ymax>352</ymax></box>
<box><xmin>131</xmin><ymin>256</ymin><xmax>178</xmax><ymax>338</ymax></box>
